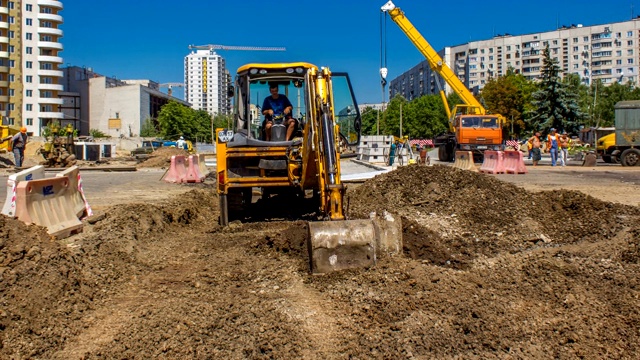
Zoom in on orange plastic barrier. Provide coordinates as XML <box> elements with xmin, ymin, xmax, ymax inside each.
<box><xmin>479</xmin><ymin>150</ymin><xmax>506</xmax><ymax>174</ymax></box>
<box><xmin>503</xmin><ymin>150</ymin><xmax>528</xmax><ymax>174</ymax></box>
<box><xmin>14</xmin><ymin>177</ymin><xmax>83</xmax><ymax>238</ymax></box>
<box><xmin>452</xmin><ymin>151</ymin><xmax>478</xmax><ymax>172</ymax></box>
<box><xmin>56</xmin><ymin>165</ymin><xmax>93</xmax><ymax>218</ymax></box>
<box><xmin>163</xmin><ymin>155</ymin><xmax>187</xmax><ymax>183</ymax></box>
<box><xmin>1</xmin><ymin>165</ymin><xmax>45</xmax><ymax>217</ymax></box>
<box><xmin>184</xmin><ymin>155</ymin><xmax>204</xmax><ymax>183</ymax></box>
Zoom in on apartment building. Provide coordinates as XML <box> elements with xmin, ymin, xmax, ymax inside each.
<box><xmin>0</xmin><ymin>0</ymin><xmax>64</xmax><ymax>136</ymax></box>
<box><xmin>390</xmin><ymin>18</ymin><xmax>640</xmax><ymax>100</ymax></box>
<box><xmin>184</xmin><ymin>49</ymin><xmax>230</xmax><ymax>116</ymax></box>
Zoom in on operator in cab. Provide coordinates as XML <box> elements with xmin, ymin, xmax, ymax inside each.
<box><xmin>262</xmin><ymin>83</ymin><xmax>296</xmax><ymax>141</ymax></box>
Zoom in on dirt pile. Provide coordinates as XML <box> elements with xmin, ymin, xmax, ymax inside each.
<box><xmin>1</xmin><ymin>166</ymin><xmax>639</xmax><ymax>359</ymax></box>
<box><xmin>136</xmin><ymin>147</ymin><xmax>190</xmax><ymax>168</ymax></box>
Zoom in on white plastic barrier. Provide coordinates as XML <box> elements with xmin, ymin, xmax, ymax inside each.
<box><xmin>1</xmin><ymin>165</ymin><xmax>45</xmax><ymax>217</ymax></box>
<box><xmin>56</xmin><ymin>165</ymin><xmax>93</xmax><ymax>218</ymax></box>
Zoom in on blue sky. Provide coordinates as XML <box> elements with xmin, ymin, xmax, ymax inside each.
<box><xmin>61</xmin><ymin>0</ymin><xmax>637</xmax><ymax>104</ymax></box>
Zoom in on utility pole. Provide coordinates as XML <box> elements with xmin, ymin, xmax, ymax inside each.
<box><xmin>399</xmin><ymin>102</ymin><xmax>403</xmax><ymax>138</ymax></box>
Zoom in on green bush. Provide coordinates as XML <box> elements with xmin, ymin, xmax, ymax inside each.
<box><xmin>90</xmin><ymin>128</ymin><xmax>109</xmax><ymax>138</ymax></box>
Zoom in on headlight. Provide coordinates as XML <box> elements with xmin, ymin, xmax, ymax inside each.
<box><xmin>286</xmin><ymin>68</ymin><xmax>294</xmax><ymax>74</ymax></box>
<box><xmin>249</xmin><ymin>69</ymin><xmax>258</xmax><ymax>74</ymax></box>
<box><xmin>295</xmin><ymin>67</ymin><xmax>304</xmax><ymax>74</ymax></box>
<box><xmin>259</xmin><ymin>69</ymin><xmax>267</xmax><ymax>74</ymax></box>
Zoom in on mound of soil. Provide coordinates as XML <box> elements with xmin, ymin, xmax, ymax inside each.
<box><xmin>1</xmin><ymin>166</ymin><xmax>639</xmax><ymax>358</ymax></box>
<box><xmin>136</xmin><ymin>147</ymin><xmax>190</xmax><ymax>168</ymax></box>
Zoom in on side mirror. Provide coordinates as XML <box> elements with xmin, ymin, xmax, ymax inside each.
<box><xmin>227</xmin><ymin>85</ymin><xmax>234</xmax><ymax>98</ymax></box>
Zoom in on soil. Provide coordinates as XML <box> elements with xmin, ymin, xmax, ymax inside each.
<box><xmin>1</xmin><ymin>164</ymin><xmax>639</xmax><ymax>359</ymax></box>
<box><xmin>136</xmin><ymin>147</ymin><xmax>191</xmax><ymax>169</ymax></box>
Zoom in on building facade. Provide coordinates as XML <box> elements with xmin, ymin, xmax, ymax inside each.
<box><xmin>0</xmin><ymin>0</ymin><xmax>64</xmax><ymax>135</ymax></box>
<box><xmin>184</xmin><ymin>49</ymin><xmax>230</xmax><ymax>116</ymax></box>
<box><xmin>390</xmin><ymin>18</ymin><xmax>640</xmax><ymax>100</ymax></box>
<box><xmin>62</xmin><ymin>65</ymin><xmax>189</xmax><ymax>137</ymax></box>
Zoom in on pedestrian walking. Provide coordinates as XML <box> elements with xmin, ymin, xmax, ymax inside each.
<box><xmin>528</xmin><ymin>132</ymin><xmax>542</xmax><ymax>166</ymax></box>
<box><xmin>11</xmin><ymin>127</ymin><xmax>28</xmax><ymax>168</ymax></box>
<box><xmin>558</xmin><ymin>131</ymin><xmax>570</xmax><ymax>167</ymax></box>
<box><xmin>547</xmin><ymin>128</ymin><xmax>560</xmax><ymax>166</ymax></box>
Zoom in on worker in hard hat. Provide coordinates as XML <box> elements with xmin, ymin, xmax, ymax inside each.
<box><xmin>176</xmin><ymin>136</ymin><xmax>186</xmax><ymax>150</ymax></box>
<box><xmin>11</xmin><ymin>127</ymin><xmax>28</xmax><ymax>168</ymax></box>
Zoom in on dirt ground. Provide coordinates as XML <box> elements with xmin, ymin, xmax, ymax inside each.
<box><xmin>1</xmin><ymin>161</ymin><xmax>639</xmax><ymax>359</ymax></box>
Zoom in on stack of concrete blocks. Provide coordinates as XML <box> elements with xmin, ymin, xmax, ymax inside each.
<box><xmin>357</xmin><ymin>135</ymin><xmax>394</xmax><ymax>164</ymax></box>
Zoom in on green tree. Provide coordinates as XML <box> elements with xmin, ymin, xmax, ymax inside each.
<box><xmin>157</xmin><ymin>101</ymin><xmax>216</xmax><ymax>142</ymax></box>
<box><xmin>482</xmin><ymin>71</ymin><xmax>529</xmax><ymax>138</ymax></box>
<box><xmin>139</xmin><ymin>117</ymin><xmax>160</xmax><ymax>137</ymax></box>
<box><xmin>404</xmin><ymin>94</ymin><xmax>448</xmax><ymax>138</ymax></box>
<box><xmin>529</xmin><ymin>45</ymin><xmax>583</xmax><ymax>133</ymax></box>
<box><xmin>360</xmin><ymin>107</ymin><xmax>381</xmax><ymax>135</ymax></box>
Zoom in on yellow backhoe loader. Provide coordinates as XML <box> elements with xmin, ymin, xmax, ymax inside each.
<box><xmin>216</xmin><ymin>63</ymin><xmax>402</xmax><ymax>273</ymax></box>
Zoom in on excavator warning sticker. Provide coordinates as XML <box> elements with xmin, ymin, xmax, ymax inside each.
<box><xmin>217</xmin><ymin>130</ymin><xmax>234</xmax><ymax>143</ymax></box>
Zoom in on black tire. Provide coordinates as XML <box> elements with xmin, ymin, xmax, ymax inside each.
<box><xmin>621</xmin><ymin>148</ymin><xmax>640</xmax><ymax>167</ymax></box>
<box><xmin>611</xmin><ymin>154</ymin><xmax>620</xmax><ymax>164</ymax></box>
<box><xmin>438</xmin><ymin>145</ymin><xmax>446</xmax><ymax>161</ymax></box>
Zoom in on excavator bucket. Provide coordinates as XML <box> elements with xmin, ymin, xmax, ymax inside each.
<box><xmin>307</xmin><ymin>212</ymin><xmax>403</xmax><ymax>274</ymax></box>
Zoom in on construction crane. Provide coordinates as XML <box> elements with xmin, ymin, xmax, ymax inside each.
<box><xmin>188</xmin><ymin>44</ymin><xmax>286</xmax><ymax>52</ymax></box>
<box><xmin>160</xmin><ymin>82</ymin><xmax>184</xmax><ymax>97</ymax></box>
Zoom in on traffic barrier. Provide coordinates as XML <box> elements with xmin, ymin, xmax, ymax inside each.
<box><xmin>56</xmin><ymin>165</ymin><xmax>93</xmax><ymax>219</ymax></box>
<box><xmin>184</xmin><ymin>155</ymin><xmax>205</xmax><ymax>183</ymax></box>
<box><xmin>479</xmin><ymin>150</ymin><xmax>506</xmax><ymax>174</ymax></box>
<box><xmin>162</xmin><ymin>155</ymin><xmax>187</xmax><ymax>183</ymax></box>
<box><xmin>198</xmin><ymin>154</ymin><xmax>209</xmax><ymax>177</ymax></box>
<box><xmin>504</xmin><ymin>150</ymin><xmax>528</xmax><ymax>174</ymax></box>
<box><xmin>452</xmin><ymin>151</ymin><xmax>477</xmax><ymax>172</ymax></box>
<box><xmin>1</xmin><ymin>165</ymin><xmax>45</xmax><ymax>217</ymax></box>
<box><xmin>14</xmin><ymin>177</ymin><xmax>83</xmax><ymax>239</ymax></box>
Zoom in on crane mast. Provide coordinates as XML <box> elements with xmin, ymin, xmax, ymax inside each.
<box><xmin>381</xmin><ymin>1</ymin><xmax>484</xmax><ymax>113</ymax></box>
<box><xmin>188</xmin><ymin>44</ymin><xmax>286</xmax><ymax>52</ymax></box>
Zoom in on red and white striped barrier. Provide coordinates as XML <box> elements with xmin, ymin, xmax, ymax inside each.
<box><xmin>479</xmin><ymin>151</ymin><xmax>506</xmax><ymax>174</ymax></box>
<box><xmin>1</xmin><ymin>165</ymin><xmax>45</xmax><ymax>217</ymax></box>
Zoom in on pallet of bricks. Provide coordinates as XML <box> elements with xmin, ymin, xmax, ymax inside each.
<box><xmin>357</xmin><ymin>135</ymin><xmax>393</xmax><ymax>164</ymax></box>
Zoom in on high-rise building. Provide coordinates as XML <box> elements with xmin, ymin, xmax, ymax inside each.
<box><xmin>184</xmin><ymin>49</ymin><xmax>230</xmax><ymax>116</ymax></box>
<box><xmin>0</xmin><ymin>0</ymin><xmax>65</xmax><ymax>135</ymax></box>
<box><xmin>390</xmin><ymin>18</ymin><xmax>640</xmax><ymax>100</ymax></box>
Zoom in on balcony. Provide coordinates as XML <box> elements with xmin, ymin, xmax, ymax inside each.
<box><xmin>38</xmin><ymin>55</ymin><xmax>63</xmax><ymax>63</ymax></box>
<box><xmin>0</xmin><ymin>66</ymin><xmax>8</xmax><ymax>73</ymax></box>
<box><xmin>38</xmin><ymin>41</ymin><xmax>63</xmax><ymax>50</ymax></box>
<box><xmin>39</xmin><ymin>97</ymin><xmax>64</xmax><ymax>105</ymax></box>
<box><xmin>38</xmin><ymin>83</ymin><xmax>63</xmax><ymax>91</ymax></box>
<box><xmin>0</xmin><ymin>36</ymin><xmax>7</xmax><ymax>45</ymax></box>
<box><xmin>38</xmin><ymin>69</ymin><xmax>63</xmax><ymax>77</ymax></box>
<box><xmin>38</xmin><ymin>0</ymin><xmax>63</xmax><ymax>9</ymax></box>
<box><xmin>39</xmin><ymin>111</ymin><xmax>64</xmax><ymax>118</ymax></box>
<box><xmin>37</xmin><ymin>13</ymin><xmax>63</xmax><ymax>23</ymax></box>
<box><xmin>0</xmin><ymin>51</ymin><xmax>8</xmax><ymax>59</ymax></box>
<box><xmin>0</xmin><ymin>21</ymin><xmax>8</xmax><ymax>30</ymax></box>
<box><xmin>0</xmin><ymin>7</ymin><xmax>7</xmax><ymax>15</ymax></box>
<box><xmin>38</xmin><ymin>27</ymin><xmax>63</xmax><ymax>37</ymax></box>
<box><xmin>0</xmin><ymin>80</ymin><xmax>8</xmax><ymax>87</ymax></box>
<box><xmin>0</xmin><ymin>95</ymin><xmax>8</xmax><ymax>102</ymax></box>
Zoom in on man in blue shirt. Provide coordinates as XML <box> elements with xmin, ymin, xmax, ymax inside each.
<box><xmin>262</xmin><ymin>83</ymin><xmax>296</xmax><ymax>141</ymax></box>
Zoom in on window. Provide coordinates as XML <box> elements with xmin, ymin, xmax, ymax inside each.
<box><xmin>41</xmin><ymin>21</ymin><xmax>52</xmax><ymax>28</ymax></box>
<box><xmin>41</xmin><ymin>35</ymin><xmax>53</xmax><ymax>42</ymax></box>
<box><xmin>506</xmin><ymin>45</ymin><xmax>511</xmax><ymax>51</ymax></box>
<box><xmin>628</xmin><ymin>40</ymin><xmax>634</xmax><ymax>46</ymax></box>
<box><xmin>617</xmin><ymin>50</ymin><xmax>622</xmax><ymax>56</ymax></box>
<box><xmin>573</xmin><ymin>37</ymin><xmax>578</xmax><ymax>43</ymax></box>
<box><xmin>628</xmin><ymin>49</ymin><xmax>634</xmax><ymax>55</ymax></box>
<box><xmin>8</xmin><ymin>45</ymin><xmax>13</xmax><ymax>53</ymax></box>
<box><xmin>627</xmin><ymin>31</ymin><xmax>633</xmax><ymax>37</ymax></box>
<box><xmin>553</xmin><ymin>40</ymin><xmax>558</xmax><ymax>45</ymax></box>
<box><xmin>26</xmin><ymin>118</ymin><xmax>33</xmax><ymax>126</ymax></box>
<box><xmin>25</xmin><ymin>61</ymin><xmax>32</xmax><ymax>69</ymax></box>
<box><xmin>8</xmin><ymin>16</ymin><xmax>14</xmax><ymax>24</ymax></box>
<box><xmin>628</xmin><ymin>58</ymin><xmax>634</xmax><ymax>64</ymax></box>
<box><xmin>8</xmin><ymin>1</ymin><xmax>13</xmax><ymax>9</ymax></box>
<box><xmin>617</xmin><ymin>59</ymin><xmax>623</xmax><ymax>65</ymax></box>
<box><xmin>7</xmin><ymin>118</ymin><xmax>14</xmax><ymax>125</ymax></box>
<box><xmin>26</xmin><ymin>4</ymin><xmax>32</xmax><ymax>11</ymax></box>
<box><xmin>25</xmin><ymin>76</ymin><xmax>32</xmax><ymax>83</ymax></box>
<box><xmin>26</xmin><ymin>104</ymin><xmax>32</xmax><ymax>111</ymax></box>
<box><xmin>9</xmin><ymin>89</ymin><xmax>14</xmax><ymax>96</ymax></box>
<box><xmin>573</xmin><ymin>55</ymin><xmax>578</xmax><ymax>60</ymax></box>
<box><xmin>8</xmin><ymin>60</ymin><xmax>14</xmax><ymax>68</ymax></box>
<box><xmin>26</xmin><ymin>33</ymin><xmax>32</xmax><ymax>40</ymax></box>
<box><xmin>584</xmin><ymin>36</ymin><xmax>589</xmax><ymax>42</ymax></box>
<box><xmin>617</xmin><ymin>69</ymin><xmax>623</xmax><ymax>74</ymax></box>
<box><xmin>26</xmin><ymin>90</ymin><xmax>32</xmax><ymax>97</ymax></box>
<box><xmin>26</xmin><ymin>47</ymin><xmax>32</xmax><ymax>54</ymax></box>
<box><xmin>9</xmin><ymin>74</ymin><xmax>14</xmax><ymax>82</ymax></box>
<box><xmin>573</xmin><ymin>46</ymin><xmax>578</xmax><ymax>51</ymax></box>
<box><xmin>8</xmin><ymin>104</ymin><xmax>14</xmax><ymax>111</ymax></box>
<box><xmin>42</xmin><ymin>7</ymin><xmax>52</xmax><ymax>14</ymax></box>
<box><xmin>25</xmin><ymin>18</ymin><xmax>32</xmax><ymax>26</ymax></box>
<box><xmin>629</xmin><ymin>68</ymin><xmax>635</xmax><ymax>73</ymax></box>
<box><xmin>574</xmin><ymin>64</ymin><xmax>579</xmax><ymax>69</ymax></box>
<box><xmin>8</xmin><ymin>31</ymin><xmax>13</xmax><ymax>39</ymax></box>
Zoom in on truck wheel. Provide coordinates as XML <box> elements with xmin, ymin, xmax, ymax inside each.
<box><xmin>621</xmin><ymin>148</ymin><xmax>640</xmax><ymax>167</ymax></box>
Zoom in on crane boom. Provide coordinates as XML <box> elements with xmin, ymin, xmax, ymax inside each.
<box><xmin>188</xmin><ymin>44</ymin><xmax>286</xmax><ymax>52</ymax></box>
<box><xmin>381</xmin><ymin>1</ymin><xmax>484</xmax><ymax>112</ymax></box>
